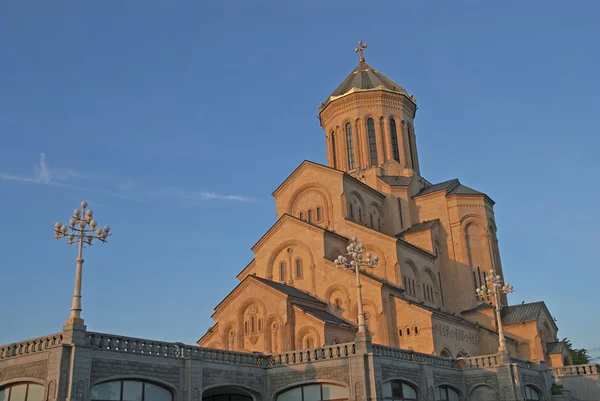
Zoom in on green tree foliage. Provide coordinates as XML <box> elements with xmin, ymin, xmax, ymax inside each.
<box><xmin>563</xmin><ymin>338</ymin><xmax>591</xmax><ymax>364</ymax></box>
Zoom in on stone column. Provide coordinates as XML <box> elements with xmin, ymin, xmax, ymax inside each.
<box><xmin>349</xmin><ymin>336</ymin><xmax>380</xmax><ymax>401</ymax></box>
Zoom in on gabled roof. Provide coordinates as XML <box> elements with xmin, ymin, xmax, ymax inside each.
<box><xmin>413</xmin><ymin>178</ymin><xmax>494</xmax><ymax>204</ymax></box>
<box><xmin>271</xmin><ymin>160</ymin><xmax>385</xmax><ymax>199</ymax></box>
<box><xmin>319</xmin><ymin>61</ymin><xmax>416</xmax><ymax>114</ymax></box>
<box><xmin>293</xmin><ymin>304</ymin><xmax>355</xmax><ymax>329</ymax></box>
<box><xmin>251</xmin><ymin>213</ymin><xmax>348</xmax><ymax>252</ymax></box>
<box><xmin>252</xmin><ymin>276</ymin><xmax>326</xmax><ymax>305</ymax></box>
<box><xmin>547</xmin><ymin>341</ymin><xmax>568</xmax><ymax>355</ymax></box>
<box><xmin>378</xmin><ymin>175</ymin><xmax>413</xmax><ymax>186</ymax></box>
<box><xmin>414</xmin><ymin>179</ymin><xmax>460</xmax><ymax>197</ymax></box>
<box><xmin>396</xmin><ymin>220</ymin><xmax>439</xmax><ymax>238</ymax></box>
<box><xmin>501</xmin><ymin>301</ymin><xmax>553</xmax><ymax>326</ymax></box>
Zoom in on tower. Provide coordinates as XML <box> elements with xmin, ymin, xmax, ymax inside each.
<box><xmin>318</xmin><ymin>41</ymin><xmax>420</xmax><ymax>178</ymax></box>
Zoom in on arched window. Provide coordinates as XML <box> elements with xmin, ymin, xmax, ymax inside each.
<box><xmin>367</xmin><ymin>118</ymin><xmax>378</xmax><ymax>165</ymax></box>
<box><xmin>334</xmin><ymin>298</ymin><xmax>342</xmax><ymax>311</ymax></box>
<box><xmin>331</xmin><ymin>131</ymin><xmax>337</xmax><ymax>169</ymax></box>
<box><xmin>295</xmin><ymin>258</ymin><xmax>302</xmax><ymax>278</ymax></box>
<box><xmin>258</xmin><ymin>318</ymin><xmax>263</xmax><ymax>332</ymax></box>
<box><xmin>370</xmin><ymin>214</ymin><xmax>374</xmax><ymax>228</ymax></box>
<box><xmin>276</xmin><ymin>383</ymin><xmax>349</xmax><ymax>401</ymax></box>
<box><xmin>524</xmin><ymin>386</ymin><xmax>540</xmax><ymax>401</ymax></box>
<box><xmin>436</xmin><ymin>386</ymin><xmax>460</xmax><ymax>401</ymax></box>
<box><xmin>306</xmin><ymin>338</ymin><xmax>312</xmax><ymax>349</ymax></box>
<box><xmin>406</xmin><ymin>328</ymin><xmax>411</xmax><ymax>336</ymax></box>
<box><xmin>91</xmin><ymin>380</ymin><xmax>172</xmax><ymax>401</ymax></box>
<box><xmin>406</xmin><ymin>123</ymin><xmax>415</xmax><ymax>167</ymax></box>
<box><xmin>0</xmin><ymin>383</ymin><xmax>45</xmax><ymax>401</ymax></box>
<box><xmin>470</xmin><ymin>385</ymin><xmax>496</xmax><ymax>401</ymax></box>
<box><xmin>346</xmin><ymin>122</ymin><xmax>355</xmax><ymax>170</ymax></box>
<box><xmin>398</xmin><ymin>329</ymin><xmax>403</xmax><ymax>337</ymax></box>
<box><xmin>316</xmin><ymin>207</ymin><xmax>322</xmax><ymax>222</ymax></box>
<box><xmin>440</xmin><ymin>349</ymin><xmax>452</xmax><ymax>358</ymax></box>
<box><xmin>358</xmin><ymin>208</ymin><xmax>362</xmax><ymax>223</ymax></box>
<box><xmin>280</xmin><ymin>262</ymin><xmax>286</xmax><ymax>282</ymax></box>
<box><xmin>383</xmin><ymin>381</ymin><xmax>418</xmax><ymax>401</ymax></box>
<box><xmin>308</xmin><ymin>210</ymin><xmax>313</xmax><ymax>223</ymax></box>
<box><xmin>414</xmin><ymin>326</ymin><xmax>419</xmax><ymax>335</ymax></box>
<box><xmin>299</xmin><ymin>211</ymin><xmax>304</xmax><ymax>220</ymax></box>
<box><xmin>389</xmin><ymin>118</ymin><xmax>400</xmax><ymax>162</ymax></box>
<box><xmin>244</xmin><ymin>321</ymin><xmax>249</xmax><ymax>334</ymax></box>
<box><xmin>378</xmin><ymin>219</ymin><xmax>381</xmax><ymax>231</ymax></box>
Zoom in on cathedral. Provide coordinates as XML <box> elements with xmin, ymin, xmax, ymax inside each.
<box><xmin>197</xmin><ymin>44</ymin><xmax>570</xmax><ymax>368</ymax></box>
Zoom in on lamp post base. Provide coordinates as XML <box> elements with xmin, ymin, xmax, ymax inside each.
<box><xmin>65</xmin><ymin>317</ymin><xmax>85</xmax><ymax>326</ymax></box>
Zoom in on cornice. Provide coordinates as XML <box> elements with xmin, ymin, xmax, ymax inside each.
<box><xmin>272</xmin><ymin>160</ymin><xmax>343</xmax><ymax>198</ymax></box>
<box><xmin>251</xmin><ymin>213</ymin><xmax>328</xmax><ymax>253</ymax></box>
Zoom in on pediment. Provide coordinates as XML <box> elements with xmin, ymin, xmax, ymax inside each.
<box><xmin>251</xmin><ymin>213</ymin><xmax>330</xmax><ymax>253</ymax></box>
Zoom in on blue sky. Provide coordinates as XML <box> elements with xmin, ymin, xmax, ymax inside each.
<box><xmin>1</xmin><ymin>1</ymin><xmax>598</xmax><ymax>357</ymax></box>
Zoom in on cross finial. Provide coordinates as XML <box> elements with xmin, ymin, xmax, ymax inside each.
<box><xmin>355</xmin><ymin>41</ymin><xmax>367</xmax><ymax>63</ymax></box>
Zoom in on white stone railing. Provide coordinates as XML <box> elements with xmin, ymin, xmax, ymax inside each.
<box><xmin>266</xmin><ymin>342</ymin><xmax>356</xmax><ymax>367</ymax></box>
<box><xmin>458</xmin><ymin>354</ymin><xmax>499</xmax><ymax>368</ymax></box>
<box><xmin>372</xmin><ymin>344</ymin><xmax>458</xmax><ymax>368</ymax></box>
<box><xmin>86</xmin><ymin>332</ymin><xmax>264</xmax><ymax>366</ymax></box>
<box><xmin>0</xmin><ymin>333</ymin><xmax>63</xmax><ymax>360</ymax></box>
<box><xmin>511</xmin><ymin>357</ymin><xmax>534</xmax><ymax>369</ymax></box>
<box><xmin>551</xmin><ymin>364</ymin><xmax>600</xmax><ymax>377</ymax></box>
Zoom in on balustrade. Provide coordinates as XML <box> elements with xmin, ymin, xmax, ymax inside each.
<box><xmin>372</xmin><ymin>344</ymin><xmax>459</xmax><ymax>368</ymax></box>
<box><xmin>0</xmin><ymin>334</ymin><xmax>63</xmax><ymax>360</ymax></box>
<box><xmin>457</xmin><ymin>354</ymin><xmax>499</xmax><ymax>368</ymax></box>
<box><xmin>267</xmin><ymin>342</ymin><xmax>356</xmax><ymax>366</ymax></box>
<box><xmin>551</xmin><ymin>364</ymin><xmax>600</xmax><ymax>377</ymax></box>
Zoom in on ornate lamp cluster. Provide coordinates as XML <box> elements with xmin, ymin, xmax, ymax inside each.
<box><xmin>53</xmin><ymin>201</ymin><xmax>110</xmax><ymax>245</ymax></box>
<box><xmin>475</xmin><ymin>269</ymin><xmax>514</xmax><ymax>356</ymax></box>
<box><xmin>334</xmin><ymin>236</ymin><xmax>379</xmax><ymax>335</ymax></box>
<box><xmin>53</xmin><ymin>201</ymin><xmax>111</xmax><ymax>325</ymax></box>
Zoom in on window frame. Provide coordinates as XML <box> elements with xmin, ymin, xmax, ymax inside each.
<box><xmin>383</xmin><ymin>380</ymin><xmax>418</xmax><ymax>401</ymax></box>
<box><xmin>389</xmin><ymin>118</ymin><xmax>400</xmax><ymax>162</ymax></box>
<box><xmin>0</xmin><ymin>382</ymin><xmax>45</xmax><ymax>401</ymax></box>
<box><xmin>346</xmin><ymin>122</ymin><xmax>355</xmax><ymax>170</ymax></box>
<box><xmin>435</xmin><ymin>385</ymin><xmax>460</xmax><ymax>401</ymax></box>
<box><xmin>367</xmin><ymin>118</ymin><xmax>378</xmax><ymax>165</ymax></box>
<box><xmin>295</xmin><ymin>258</ymin><xmax>303</xmax><ymax>278</ymax></box>
<box><xmin>524</xmin><ymin>385</ymin><xmax>541</xmax><ymax>401</ymax></box>
<box><xmin>90</xmin><ymin>379</ymin><xmax>172</xmax><ymax>401</ymax></box>
<box><xmin>280</xmin><ymin>262</ymin><xmax>286</xmax><ymax>282</ymax></box>
<box><xmin>276</xmin><ymin>383</ymin><xmax>349</xmax><ymax>401</ymax></box>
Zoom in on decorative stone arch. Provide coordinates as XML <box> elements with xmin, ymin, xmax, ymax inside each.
<box><xmin>221</xmin><ymin>321</ymin><xmax>237</xmax><ymax>350</ymax></box>
<box><xmin>469</xmin><ymin>384</ymin><xmax>499</xmax><ymax>401</ymax></box>
<box><xmin>295</xmin><ymin>326</ymin><xmax>321</xmax><ymax>349</ymax></box>
<box><xmin>401</xmin><ymin>258</ymin><xmax>421</xmax><ymax>296</ymax></box>
<box><xmin>237</xmin><ymin>297</ymin><xmax>267</xmax><ymax>349</ymax></box>
<box><xmin>456</xmin><ymin>348</ymin><xmax>468</xmax><ymax>358</ymax></box>
<box><xmin>272</xmin><ymin>380</ymin><xmax>350</xmax><ymax>401</ymax></box>
<box><xmin>266</xmin><ymin>314</ymin><xmax>284</xmax><ymax>353</ymax></box>
<box><xmin>266</xmin><ymin>239</ymin><xmax>315</xmax><ymax>281</ymax></box>
<box><xmin>422</xmin><ymin>266</ymin><xmax>440</xmax><ymax>305</ymax></box>
<box><xmin>439</xmin><ymin>348</ymin><xmax>453</xmax><ymax>358</ymax></box>
<box><xmin>288</xmin><ymin>183</ymin><xmax>333</xmax><ymax>225</ymax></box>
<box><xmin>90</xmin><ymin>375</ymin><xmax>178</xmax><ymax>399</ymax></box>
<box><xmin>324</xmin><ymin>284</ymin><xmax>351</xmax><ymax>309</ymax></box>
<box><xmin>202</xmin><ymin>383</ymin><xmax>262</xmax><ymax>401</ymax></box>
<box><xmin>434</xmin><ymin>383</ymin><xmax>463</xmax><ymax>400</ymax></box>
<box><xmin>347</xmin><ymin>190</ymin><xmax>367</xmax><ymax>223</ymax></box>
<box><xmin>383</xmin><ymin>159</ymin><xmax>401</xmax><ymax>176</ymax></box>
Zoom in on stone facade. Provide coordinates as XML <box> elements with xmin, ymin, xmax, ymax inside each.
<box><xmin>2</xmin><ymin>326</ymin><xmax>581</xmax><ymax>400</ymax></box>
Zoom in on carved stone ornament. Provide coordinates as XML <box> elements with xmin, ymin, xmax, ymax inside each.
<box><xmin>248</xmin><ymin>305</ymin><xmax>258</xmax><ymax>316</ymax></box>
<box><xmin>249</xmin><ymin>336</ymin><xmax>259</xmax><ymax>345</ymax></box>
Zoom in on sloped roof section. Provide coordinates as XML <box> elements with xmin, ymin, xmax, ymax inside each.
<box><xmin>461</xmin><ymin>303</ymin><xmax>495</xmax><ymax>314</ymax></box>
<box><xmin>379</xmin><ymin>175</ymin><xmax>413</xmax><ymax>186</ymax></box>
<box><xmin>547</xmin><ymin>341</ymin><xmax>568</xmax><ymax>355</ymax></box>
<box><xmin>501</xmin><ymin>301</ymin><xmax>546</xmax><ymax>325</ymax></box>
<box><xmin>319</xmin><ymin>61</ymin><xmax>415</xmax><ymax>113</ymax></box>
<box><xmin>447</xmin><ymin>184</ymin><xmax>485</xmax><ymax>196</ymax></box>
<box><xmin>252</xmin><ymin>276</ymin><xmax>326</xmax><ymax>305</ymax></box>
<box><xmin>294</xmin><ymin>304</ymin><xmax>356</xmax><ymax>329</ymax></box>
<box><xmin>414</xmin><ymin>179</ymin><xmax>460</xmax><ymax>197</ymax></box>
<box><xmin>396</xmin><ymin>220</ymin><xmax>439</xmax><ymax>238</ymax></box>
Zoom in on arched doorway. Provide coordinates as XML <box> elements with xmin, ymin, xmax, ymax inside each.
<box><xmin>202</xmin><ymin>386</ymin><xmax>256</xmax><ymax>401</ymax></box>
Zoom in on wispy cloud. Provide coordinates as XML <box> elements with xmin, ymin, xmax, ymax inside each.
<box><xmin>0</xmin><ymin>153</ymin><xmax>257</xmax><ymax>204</ymax></box>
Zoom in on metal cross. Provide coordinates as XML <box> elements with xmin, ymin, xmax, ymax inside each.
<box><xmin>355</xmin><ymin>41</ymin><xmax>367</xmax><ymax>63</ymax></box>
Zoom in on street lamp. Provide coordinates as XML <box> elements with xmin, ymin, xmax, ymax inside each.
<box><xmin>476</xmin><ymin>269</ymin><xmax>514</xmax><ymax>356</ymax></box>
<box><xmin>53</xmin><ymin>201</ymin><xmax>111</xmax><ymax>325</ymax></box>
<box><xmin>334</xmin><ymin>236</ymin><xmax>378</xmax><ymax>336</ymax></box>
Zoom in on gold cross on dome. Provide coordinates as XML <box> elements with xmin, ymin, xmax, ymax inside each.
<box><xmin>355</xmin><ymin>41</ymin><xmax>367</xmax><ymax>63</ymax></box>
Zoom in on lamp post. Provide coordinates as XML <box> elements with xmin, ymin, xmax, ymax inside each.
<box><xmin>335</xmin><ymin>236</ymin><xmax>378</xmax><ymax>336</ymax></box>
<box><xmin>476</xmin><ymin>269</ymin><xmax>514</xmax><ymax>357</ymax></box>
<box><xmin>53</xmin><ymin>201</ymin><xmax>111</xmax><ymax>326</ymax></box>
